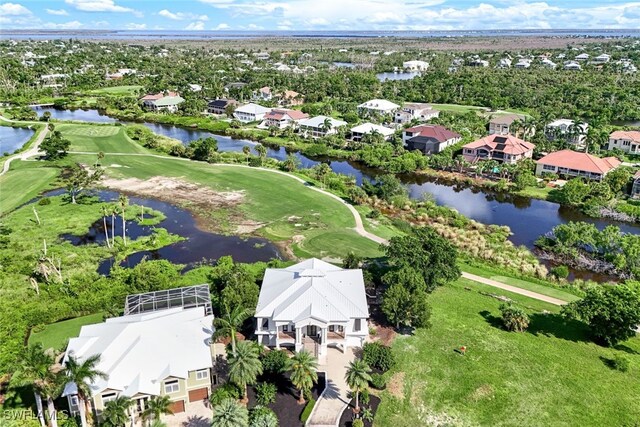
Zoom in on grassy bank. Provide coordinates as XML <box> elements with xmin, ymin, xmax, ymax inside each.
<box><xmin>28</xmin><ymin>312</ymin><xmax>105</xmax><ymax>351</ymax></box>
<box><xmin>376</xmin><ymin>278</ymin><xmax>640</xmax><ymax>426</ymax></box>
<box><xmin>0</xmin><ymin>160</ymin><xmax>59</xmax><ymax>214</ymax></box>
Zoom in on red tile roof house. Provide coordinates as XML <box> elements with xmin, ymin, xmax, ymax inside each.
<box><xmin>462</xmin><ymin>134</ymin><xmax>535</xmax><ymax>164</ymax></box>
<box><xmin>607</xmin><ymin>130</ymin><xmax>640</xmax><ymax>154</ymax></box>
<box><xmin>403</xmin><ymin>125</ymin><xmax>462</xmax><ymax>155</ymax></box>
<box><xmin>260</xmin><ymin>109</ymin><xmax>309</xmax><ymax>129</ymax></box>
<box><xmin>140</xmin><ymin>91</ymin><xmax>184</xmax><ymax>113</ymax></box>
<box><xmin>535</xmin><ymin>150</ymin><xmax>621</xmax><ymax>181</ymax></box>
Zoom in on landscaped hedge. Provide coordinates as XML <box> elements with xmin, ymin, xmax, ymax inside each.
<box><xmin>300</xmin><ymin>398</ymin><xmax>316</xmax><ymax>423</ymax></box>
<box><xmin>362</xmin><ymin>342</ymin><xmax>396</xmax><ymax>372</ymax></box>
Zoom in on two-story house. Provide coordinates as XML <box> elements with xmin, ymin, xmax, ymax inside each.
<box><xmin>233</xmin><ymin>103</ymin><xmax>271</xmax><ymax>123</ymax></box>
<box><xmin>394</xmin><ymin>103</ymin><xmax>440</xmax><ymax>124</ymax></box>
<box><xmin>140</xmin><ymin>92</ymin><xmax>184</xmax><ymax>113</ymax></box>
<box><xmin>535</xmin><ymin>150</ymin><xmax>621</xmax><ymax>181</ymax></box>
<box><xmin>298</xmin><ymin>116</ymin><xmax>347</xmax><ymax>138</ymax></box>
<box><xmin>403</xmin><ymin>125</ymin><xmax>461</xmax><ymax>155</ymax></box>
<box><xmin>255</xmin><ymin>259</ymin><xmax>369</xmax><ymax>357</ymax></box>
<box><xmin>357</xmin><ymin>99</ymin><xmax>400</xmax><ymax>117</ymax></box>
<box><xmin>607</xmin><ymin>130</ymin><xmax>640</xmax><ymax>154</ymax></box>
<box><xmin>350</xmin><ymin>123</ymin><xmax>395</xmax><ymax>142</ymax></box>
<box><xmin>488</xmin><ymin>113</ymin><xmax>527</xmax><ymax>136</ymax></box>
<box><xmin>207</xmin><ymin>98</ymin><xmax>238</xmax><ymax>115</ymax></box>
<box><xmin>261</xmin><ymin>109</ymin><xmax>309</xmax><ymax>129</ymax></box>
<box><xmin>462</xmin><ymin>134</ymin><xmax>535</xmax><ymax>164</ymax></box>
<box><xmin>545</xmin><ymin>119</ymin><xmax>589</xmax><ymax>147</ymax></box>
<box><xmin>62</xmin><ymin>305</ymin><xmax>214</xmax><ymax>423</ymax></box>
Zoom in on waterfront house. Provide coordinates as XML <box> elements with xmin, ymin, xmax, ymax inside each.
<box><xmin>545</xmin><ymin>119</ymin><xmax>589</xmax><ymax>147</ymax></box>
<box><xmin>564</xmin><ymin>61</ymin><xmax>582</xmax><ymax>71</ymax></box>
<box><xmin>535</xmin><ymin>150</ymin><xmax>621</xmax><ymax>181</ymax></box>
<box><xmin>207</xmin><ymin>98</ymin><xmax>238</xmax><ymax>115</ymax></box>
<box><xmin>62</xmin><ymin>304</ymin><xmax>214</xmax><ymax>422</ymax></box>
<box><xmin>350</xmin><ymin>123</ymin><xmax>395</xmax><ymax>142</ymax></box>
<box><xmin>298</xmin><ymin>116</ymin><xmax>347</xmax><ymax>138</ymax></box>
<box><xmin>488</xmin><ymin>113</ymin><xmax>527</xmax><ymax>136</ymax></box>
<box><xmin>140</xmin><ymin>92</ymin><xmax>184</xmax><ymax>113</ymax></box>
<box><xmin>403</xmin><ymin>125</ymin><xmax>461</xmax><ymax>155</ymax></box>
<box><xmin>607</xmin><ymin>130</ymin><xmax>640</xmax><ymax>154</ymax></box>
<box><xmin>357</xmin><ymin>99</ymin><xmax>400</xmax><ymax>117</ymax></box>
<box><xmin>402</xmin><ymin>60</ymin><xmax>429</xmax><ymax>71</ymax></box>
<box><xmin>261</xmin><ymin>109</ymin><xmax>309</xmax><ymax>129</ymax></box>
<box><xmin>233</xmin><ymin>103</ymin><xmax>271</xmax><ymax>123</ymax></box>
<box><xmin>394</xmin><ymin>103</ymin><xmax>440</xmax><ymax>124</ymax></box>
<box><xmin>462</xmin><ymin>134</ymin><xmax>535</xmax><ymax>164</ymax></box>
<box><xmin>632</xmin><ymin>171</ymin><xmax>640</xmax><ymax>198</ymax></box>
<box><xmin>254</xmin><ymin>258</ymin><xmax>369</xmax><ymax>357</ymax></box>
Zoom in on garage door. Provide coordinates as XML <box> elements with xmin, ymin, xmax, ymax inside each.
<box><xmin>188</xmin><ymin>387</ymin><xmax>209</xmax><ymax>402</ymax></box>
<box><xmin>168</xmin><ymin>400</ymin><xmax>185</xmax><ymax>413</ymax></box>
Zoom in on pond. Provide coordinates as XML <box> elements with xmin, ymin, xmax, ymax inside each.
<box><xmin>31</xmin><ymin>107</ymin><xmax>117</xmax><ymax>123</ymax></box>
<box><xmin>55</xmin><ymin>190</ymin><xmax>282</xmax><ymax>274</ymax></box>
<box><xmin>376</xmin><ymin>72</ymin><xmax>421</xmax><ymax>81</ymax></box>
<box><xmin>0</xmin><ymin>126</ymin><xmax>34</xmax><ymax>154</ymax></box>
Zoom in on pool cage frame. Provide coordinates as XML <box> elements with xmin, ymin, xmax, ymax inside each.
<box><xmin>124</xmin><ymin>284</ymin><xmax>212</xmax><ymax>316</ymax></box>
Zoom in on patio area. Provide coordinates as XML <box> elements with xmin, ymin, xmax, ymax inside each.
<box><xmin>160</xmin><ymin>400</ymin><xmax>212</xmax><ymax>427</ymax></box>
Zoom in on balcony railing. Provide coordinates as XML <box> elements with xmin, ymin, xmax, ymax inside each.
<box><xmin>278</xmin><ymin>331</ymin><xmax>295</xmax><ymax>340</ymax></box>
<box><xmin>327</xmin><ymin>331</ymin><xmax>345</xmax><ymax>340</ymax></box>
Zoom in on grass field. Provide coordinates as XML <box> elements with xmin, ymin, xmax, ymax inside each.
<box><xmin>29</xmin><ymin>313</ymin><xmax>104</xmax><ymax>351</ymax></box>
<box><xmin>375</xmin><ymin>278</ymin><xmax>640</xmax><ymax>427</ymax></box>
<box><xmin>58</xmin><ymin>123</ymin><xmax>151</xmax><ymax>154</ymax></box>
<box><xmin>0</xmin><ymin>160</ymin><xmax>59</xmax><ymax>214</ymax></box>
<box><xmin>88</xmin><ymin>85</ymin><xmax>143</xmax><ymax>96</ymax></box>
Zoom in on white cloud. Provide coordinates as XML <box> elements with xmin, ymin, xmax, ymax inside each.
<box><xmin>185</xmin><ymin>21</ymin><xmax>206</xmax><ymax>30</ymax></box>
<box><xmin>247</xmin><ymin>23</ymin><xmax>264</xmax><ymax>30</ymax></box>
<box><xmin>159</xmin><ymin>9</ymin><xmax>209</xmax><ymax>21</ymax></box>
<box><xmin>124</xmin><ymin>22</ymin><xmax>146</xmax><ymax>30</ymax></box>
<box><xmin>46</xmin><ymin>8</ymin><xmax>69</xmax><ymax>16</ymax></box>
<box><xmin>64</xmin><ymin>0</ymin><xmax>134</xmax><ymax>13</ymax></box>
<box><xmin>213</xmin><ymin>23</ymin><xmax>230</xmax><ymax>30</ymax></box>
<box><xmin>42</xmin><ymin>20</ymin><xmax>84</xmax><ymax>29</ymax></box>
<box><xmin>0</xmin><ymin>2</ymin><xmax>32</xmax><ymax>15</ymax></box>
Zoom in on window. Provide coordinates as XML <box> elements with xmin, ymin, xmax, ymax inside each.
<box><xmin>102</xmin><ymin>393</ymin><xmax>117</xmax><ymax>404</ymax></box>
<box><xmin>70</xmin><ymin>396</ymin><xmax>79</xmax><ymax>407</ymax></box>
<box><xmin>338</xmin><ymin>325</ymin><xmax>344</xmax><ymax>333</ymax></box>
<box><xmin>164</xmin><ymin>380</ymin><xmax>179</xmax><ymax>394</ymax></box>
<box><xmin>282</xmin><ymin>325</ymin><xmax>288</xmax><ymax>332</ymax></box>
<box><xmin>354</xmin><ymin>319</ymin><xmax>362</xmax><ymax>332</ymax></box>
<box><xmin>212</xmin><ymin>374</ymin><xmax>218</xmax><ymax>385</ymax></box>
<box><xmin>196</xmin><ymin>369</ymin><xmax>209</xmax><ymax>380</ymax></box>
<box><xmin>329</xmin><ymin>325</ymin><xmax>335</xmax><ymax>332</ymax></box>
<box><xmin>262</xmin><ymin>318</ymin><xmax>269</xmax><ymax>329</ymax></box>
<box><xmin>624</xmin><ymin>140</ymin><xmax>631</xmax><ymax>146</ymax></box>
<box><xmin>543</xmin><ymin>164</ymin><xmax>555</xmax><ymax>171</ymax></box>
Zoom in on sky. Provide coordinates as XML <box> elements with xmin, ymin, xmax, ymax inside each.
<box><xmin>1</xmin><ymin>0</ymin><xmax>640</xmax><ymax>32</ymax></box>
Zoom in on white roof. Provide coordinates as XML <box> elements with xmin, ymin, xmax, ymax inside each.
<box><xmin>299</xmin><ymin>115</ymin><xmax>347</xmax><ymax>129</ymax></box>
<box><xmin>358</xmin><ymin>99</ymin><xmax>400</xmax><ymax>111</ymax></box>
<box><xmin>255</xmin><ymin>259</ymin><xmax>369</xmax><ymax>324</ymax></box>
<box><xmin>350</xmin><ymin>123</ymin><xmax>395</xmax><ymax>136</ymax></box>
<box><xmin>235</xmin><ymin>103</ymin><xmax>271</xmax><ymax>115</ymax></box>
<box><xmin>63</xmin><ymin>307</ymin><xmax>213</xmax><ymax>398</ymax></box>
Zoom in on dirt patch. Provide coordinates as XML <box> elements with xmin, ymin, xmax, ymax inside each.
<box><xmin>387</xmin><ymin>372</ymin><xmax>405</xmax><ymax>399</ymax></box>
<box><xmin>235</xmin><ymin>220</ymin><xmax>265</xmax><ymax>234</ymax></box>
<box><xmin>469</xmin><ymin>384</ymin><xmax>494</xmax><ymax>402</ymax></box>
<box><xmin>370</xmin><ymin>321</ymin><xmax>397</xmax><ymax>346</ymax></box>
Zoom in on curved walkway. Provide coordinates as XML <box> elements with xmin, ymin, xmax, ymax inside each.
<box><xmin>0</xmin><ymin>116</ymin><xmax>48</xmax><ymax>176</ymax></box>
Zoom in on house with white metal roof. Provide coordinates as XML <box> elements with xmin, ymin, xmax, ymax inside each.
<box><xmin>62</xmin><ymin>306</ymin><xmax>214</xmax><ymax>421</ymax></box>
<box><xmin>298</xmin><ymin>116</ymin><xmax>347</xmax><ymax>138</ymax></box>
<box><xmin>255</xmin><ymin>259</ymin><xmax>369</xmax><ymax>357</ymax></box>
<box><xmin>233</xmin><ymin>102</ymin><xmax>271</xmax><ymax>122</ymax></box>
<box><xmin>357</xmin><ymin>99</ymin><xmax>400</xmax><ymax>116</ymax></box>
<box><xmin>350</xmin><ymin>123</ymin><xmax>394</xmax><ymax>142</ymax></box>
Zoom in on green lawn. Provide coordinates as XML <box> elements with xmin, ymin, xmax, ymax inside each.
<box><xmin>516</xmin><ymin>184</ymin><xmax>554</xmax><ymax>200</ymax></box>
<box><xmin>29</xmin><ymin>313</ymin><xmax>104</xmax><ymax>351</ymax></box>
<box><xmin>0</xmin><ymin>160</ymin><xmax>59</xmax><ymax>214</ymax></box>
<box><xmin>88</xmin><ymin>85</ymin><xmax>143</xmax><ymax>96</ymax></box>
<box><xmin>460</xmin><ymin>262</ymin><xmax>580</xmax><ymax>302</ymax></box>
<box><xmin>58</xmin><ymin>123</ymin><xmax>150</xmax><ymax>154</ymax></box>
<box><xmin>376</xmin><ymin>278</ymin><xmax>640</xmax><ymax>427</ymax></box>
<box><xmin>431</xmin><ymin>103</ymin><xmax>489</xmax><ymax>113</ymax></box>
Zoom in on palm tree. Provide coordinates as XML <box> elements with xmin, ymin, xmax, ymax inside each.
<box><xmin>210</xmin><ymin>398</ymin><xmax>249</xmax><ymax>427</ymax></box>
<box><xmin>148</xmin><ymin>420</ymin><xmax>167</xmax><ymax>427</ymax></box>
<box><xmin>242</xmin><ymin>145</ymin><xmax>251</xmax><ymax>165</ymax></box>
<box><xmin>141</xmin><ymin>395</ymin><xmax>173</xmax><ymax>426</ymax></box>
<box><xmin>101</xmin><ymin>205</ymin><xmax>111</xmax><ymax>248</ymax></box>
<box><xmin>227</xmin><ymin>341</ymin><xmax>262</xmax><ymax>402</ymax></box>
<box><xmin>288</xmin><ymin>350</ymin><xmax>318</xmax><ymax>404</ymax></box>
<box><xmin>118</xmin><ymin>194</ymin><xmax>128</xmax><ymax>246</ymax></box>
<box><xmin>345</xmin><ymin>359</ymin><xmax>372</xmax><ymax>412</ymax></box>
<box><xmin>12</xmin><ymin>343</ymin><xmax>53</xmax><ymax>427</ymax></box>
<box><xmin>213</xmin><ymin>305</ymin><xmax>252</xmax><ymax>356</ymax></box>
<box><xmin>64</xmin><ymin>354</ymin><xmax>108</xmax><ymax>427</ymax></box>
<box><xmin>255</xmin><ymin>144</ymin><xmax>267</xmax><ymax>167</ymax></box>
<box><xmin>101</xmin><ymin>396</ymin><xmax>132</xmax><ymax>427</ymax></box>
<box><xmin>321</xmin><ymin>117</ymin><xmax>333</xmax><ymax>135</ymax></box>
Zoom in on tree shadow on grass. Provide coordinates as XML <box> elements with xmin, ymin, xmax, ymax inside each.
<box><xmin>479</xmin><ymin>310</ymin><xmax>504</xmax><ymax>329</ymax></box>
<box><xmin>526</xmin><ymin>312</ymin><xmax>592</xmax><ymax>344</ymax></box>
<box><xmin>613</xmin><ymin>344</ymin><xmax>639</xmax><ymax>355</ymax></box>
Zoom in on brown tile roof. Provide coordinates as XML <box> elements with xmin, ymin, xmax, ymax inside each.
<box><xmin>264</xmin><ymin>109</ymin><xmax>308</xmax><ymax>120</ymax></box>
<box><xmin>464</xmin><ymin>134</ymin><xmax>535</xmax><ymax>155</ymax></box>
<box><xmin>141</xmin><ymin>91</ymin><xmax>179</xmax><ymax>101</ymax></box>
<box><xmin>489</xmin><ymin>113</ymin><xmax>526</xmax><ymax>125</ymax></box>
<box><xmin>537</xmin><ymin>149</ymin><xmax>621</xmax><ymax>174</ymax></box>
<box><xmin>283</xmin><ymin>90</ymin><xmax>302</xmax><ymax>99</ymax></box>
<box><xmin>610</xmin><ymin>130</ymin><xmax>640</xmax><ymax>143</ymax></box>
<box><xmin>405</xmin><ymin>125</ymin><xmax>460</xmax><ymax>143</ymax></box>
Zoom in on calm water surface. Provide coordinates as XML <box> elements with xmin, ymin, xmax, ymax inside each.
<box><xmin>0</xmin><ymin>126</ymin><xmax>34</xmax><ymax>154</ymax></box>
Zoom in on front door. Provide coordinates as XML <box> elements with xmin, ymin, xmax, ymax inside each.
<box><xmin>307</xmin><ymin>325</ymin><xmax>317</xmax><ymax>337</ymax></box>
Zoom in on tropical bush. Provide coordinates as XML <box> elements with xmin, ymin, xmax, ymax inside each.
<box><xmin>261</xmin><ymin>349</ymin><xmax>289</xmax><ymax>376</ymax></box>
<box><xmin>499</xmin><ymin>303</ymin><xmax>530</xmax><ymax>332</ymax></box>
<box><xmin>255</xmin><ymin>381</ymin><xmax>277</xmax><ymax>406</ymax></box>
<box><xmin>369</xmin><ymin>372</ymin><xmax>387</xmax><ymax>390</ymax></box>
<box><xmin>362</xmin><ymin>342</ymin><xmax>395</xmax><ymax>372</ymax></box>
<box><xmin>209</xmin><ymin>383</ymin><xmax>242</xmax><ymax>405</ymax></box>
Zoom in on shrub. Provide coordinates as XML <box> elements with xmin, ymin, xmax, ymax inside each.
<box><xmin>38</xmin><ymin>197</ymin><xmax>51</xmax><ymax>206</ymax></box>
<box><xmin>369</xmin><ymin>373</ymin><xmax>387</xmax><ymax>390</ymax></box>
<box><xmin>612</xmin><ymin>354</ymin><xmax>630</xmax><ymax>372</ymax></box>
<box><xmin>249</xmin><ymin>405</ymin><xmax>278</xmax><ymax>427</ymax></box>
<box><xmin>300</xmin><ymin>398</ymin><xmax>316</xmax><ymax>423</ymax></box>
<box><xmin>499</xmin><ymin>303</ymin><xmax>530</xmax><ymax>332</ymax></box>
<box><xmin>362</xmin><ymin>342</ymin><xmax>396</xmax><ymax>372</ymax></box>
<box><xmin>261</xmin><ymin>349</ymin><xmax>289</xmax><ymax>376</ymax></box>
<box><xmin>255</xmin><ymin>382</ymin><xmax>277</xmax><ymax>406</ymax></box>
<box><xmin>550</xmin><ymin>265</ymin><xmax>569</xmax><ymax>279</ymax></box>
<box><xmin>352</xmin><ymin>419</ymin><xmax>365</xmax><ymax>427</ymax></box>
<box><xmin>209</xmin><ymin>383</ymin><xmax>242</xmax><ymax>405</ymax></box>
<box><xmin>367</xmin><ymin>209</ymin><xmax>381</xmax><ymax>219</ymax></box>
